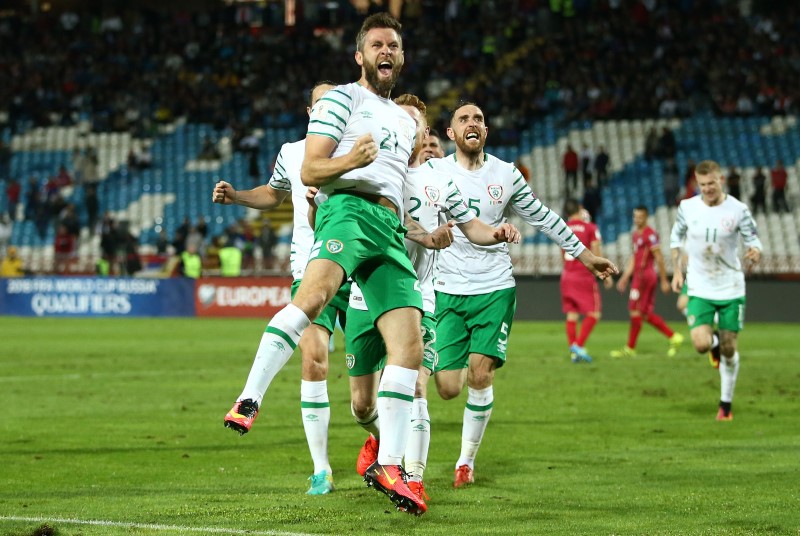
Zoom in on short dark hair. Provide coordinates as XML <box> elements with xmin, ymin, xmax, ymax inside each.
<box><xmin>356</xmin><ymin>12</ymin><xmax>402</xmax><ymax>52</ymax></box>
<box><xmin>308</xmin><ymin>80</ymin><xmax>336</xmax><ymax>107</ymax></box>
<box><xmin>428</xmin><ymin>128</ymin><xmax>441</xmax><ymax>139</ymax></box>
<box><xmin>449</xmin><ymin>100</ymin><xmax>481</xmax><ymax>123</ymax></box>
<box><xmin>633</xmin><ymin>205</ymin><xmax>649</xmax><ymax>214</ymax></box>
<box><xmin>564</xmin><ymin>198</ymin><xmax>581</xmax><ymax>217</ymax></box>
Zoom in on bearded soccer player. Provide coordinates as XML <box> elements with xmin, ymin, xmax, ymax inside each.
<box><xmin>429</xmin><ymin>102</ymin><xmax>617</xmax><ymax>488</ymax></box>
<box><xmin>221</xmin><ymin>12</ymin><xmax>428</xmax><ymax>514</ymax></box>
<box><xmin>611</xmin><ymin>206</ymin><xmax>684</xmax><ymax>358</ymax></box>
<box><xmin>669</xmin><ymin>160</ymin><xmax>762</xmax><ymax>421</ymax></box>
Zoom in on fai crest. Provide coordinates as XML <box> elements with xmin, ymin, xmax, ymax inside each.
<box><xmin>424</xmin><ymin>186</ymin><xmax>440</xmax><ymax>203</ymax></box>
<box><xmin>345</xmin><ymin>354</ymin><xmax>356</xmax><ymax>369</ymax></box>
<box><xmin>326</xmin><ymin>239</ymin><xmax>344</xmax><ymax>253</ymax></box>
<box><xmin>488</xmin><ymin>184</ymin><xmax>503</xmax><ymax>200</ymax></box>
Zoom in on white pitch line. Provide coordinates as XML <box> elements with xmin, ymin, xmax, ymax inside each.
<box><xmin>0</xmin><ymin>516</ymin><xmax>320</xmax><ymax>536</ymax></box>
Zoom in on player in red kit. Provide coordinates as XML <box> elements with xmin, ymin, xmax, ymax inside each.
<box><xmin>560</xmin><ymin>199</ymin><xmax>613</xmax><ymax>363</ymax></box>
<box><xmin>612</xmin><ymin>206</ymin><xmax>684</xmax><ymax>358</ymax></box>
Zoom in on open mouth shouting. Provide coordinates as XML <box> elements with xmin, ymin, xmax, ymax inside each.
<box><xmin>377</xmin><ymin>60</ymin><xmax>394</xmax><ymax>77</ymax></box>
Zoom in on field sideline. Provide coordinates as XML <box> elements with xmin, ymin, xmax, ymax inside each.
<box><xmin>0</xmin><ymin>317</ymin><xmax>797</xmax><ymax>536</ymax></box>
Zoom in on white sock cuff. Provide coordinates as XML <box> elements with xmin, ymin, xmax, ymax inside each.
<box><xmin>270</xmin><ymin>303</ymin><xmax>311</xmax><ymax>341</ymax></box>
<box><xmin>467</xmin><ymin>386</ymin><xmax>494</xmax><ymax>406</ymax></box>
<box><xmin>301</xmin><ymin>379</ymin><xmax>328</xmax><ymax>400</ymax></box>
<box><xmin>380</xmin><ymin>365</ymin><xmax>418</xmax><ymax>394</ymax></box>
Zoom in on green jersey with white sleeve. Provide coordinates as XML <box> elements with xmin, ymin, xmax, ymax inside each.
<box><xmin>307</xmin><ymin>82</ymin><xmax>415</xmax><ymax>212</ymax></box>
<box><xmin>669</xmin><ymin>195</ymin><xmax>762</xmax><ymax>300</ymax></box>
<box><xmin>267</xmin><ymin>139</ymin><xmax>313</xmax><ymax>280</ymax></box>
<box><xmin>404</xmin><ymin>162</ymin><xmax>475</xmax><ymax>313</ymax></box>
<box><xmin>430</xmin><ymin>153</ymin><xmax>585</xmax><ymax>295</ymax></box>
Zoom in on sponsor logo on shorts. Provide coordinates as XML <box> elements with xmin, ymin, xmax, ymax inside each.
<box><xmin>326</xmin><ymin>239</ymin><xmax>344</xmax><ymax>253</ymax></box>
<box><xmin>346</xmin><ymin>353</ymin><xmax>356</xmax><ymax>369</ymax></box>
<box><xmin>687</xmin><ymin>314</ymin><xmax>696</xmax><ymax>326</ymax></box>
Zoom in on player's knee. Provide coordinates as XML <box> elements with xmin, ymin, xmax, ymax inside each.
<box><xmin>351</xmin><ymin>399</ymin><xmax>376</xmax><ymax>421</ymax></box>
<box><xmin>436</xmin><ymin>382</ymin><xmax>461</xmax><ymax>400</ymax></box>
<box><xmin>720</xmin><ymin>341</ymin><xmax>736</xmax><ymax>358</ymax></box>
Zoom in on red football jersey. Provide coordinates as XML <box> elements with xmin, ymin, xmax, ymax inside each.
<box><xmin>562</xmin><ymin>219</ymin><xmax>601</xmax><ymax>278</ymax></box>
<box><xmin>632</xmin><ymin>226</ymin><xmax>659</xmax><ymax>275</ymax></box>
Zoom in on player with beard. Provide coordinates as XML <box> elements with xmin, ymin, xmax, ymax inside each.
<box><xmin>221</xmin><ymin>12</ymin><xmax>430</xmax><ymax>515</ymax></box>
<box><xmin>347</xmin><ymin>94</ymin><xmax>520</xmax><ymax>504</ymax></box>
<box><xmin>429</xmin><ymin>103</ymin><xmax>618</xmax><ymax>488</ymax></box>
<box><xmin>417</xmin><ymin>128</ymin><xmax>445</xmax><ymax>164</ymax></box>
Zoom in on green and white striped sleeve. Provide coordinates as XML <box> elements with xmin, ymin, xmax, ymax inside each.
<box><xmin>267</xmin><ymin>147</ymin><xmax>291</xmax><ymax>191</ymax></box>
<box><xmin>669</xmin><ymin>203</ymin><xmax>688</xmax><ymax>249</ymax></box>
<box><xmin>441</xmin><ymin>178</ymin><xmax>475</xmax><ymax>224</ymax></box>
<box><xmin>509</xmin><ymin>171</ymin><xmax>585</xmax><ymax>257</ymax></box>
<box><xmin>306</xmin><ymin>87</ymin><xmax>352</xmax><ymax>143</ymax></box>
<box><xmin>739</xmin><ymin>205</ymin><xmax>763</xmax><ymax>251</ymax></box>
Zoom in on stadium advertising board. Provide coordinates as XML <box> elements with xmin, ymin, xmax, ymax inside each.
<box><xmin>195</xmin><ymin>277</ymin><xmax>292</xmax><ymax>318</ymax></box>
<box><xmin>0</xmin><ymin>277</ymin><xmax>195</xmax><ymax>317</ymax></box>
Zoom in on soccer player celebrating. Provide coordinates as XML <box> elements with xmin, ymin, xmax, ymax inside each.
<box><xmin>560</xmin><ymin>198</ymin><xmax>612</xmax><ymax>363</ymax></box>
<box><xmin>221</xmin><ymin>12</ymin><xmax>427</xmax><ymax>514</ymax></box>
<box><xmin>669</xmin><ymin>160</ymin><xmax>762</xmax><ymax>421</ymax></box>
<box><xmin>611</xmin><ymin>206</ymin><xmax>684</xmax><ymax>358</ymax></box>
<box><xmin>213</xmin><ymin>82</ymin><xmax>348</xmax><ymax>496</ymax></box>
<box><xmin>429</xmin><ymin>102</ymin><xmax>618</xmax><ymax>488</ymax></box>
<box><xmin>348</xmin><ymin>94</ymin><xmax>520</xmax><ymax>504</ymax></box>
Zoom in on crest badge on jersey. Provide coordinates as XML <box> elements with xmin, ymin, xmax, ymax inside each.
<box><xmin>488</xmin><ymin>184</ymin><xmax>504</xmax><ymax>205</ymax></box>
<box><xmin>721</xmin><ymin>216</ymin><xmax>736</xmax><ymax>232</ymax></box>
<box><xmin>310</xmin><ymin>102</ymin><xmax>328</xmax><ymax>120</ymax></box>
<box><xmin>326</xmin><ymin>239</ymin><xmax>344</xmax><ymax>253</ymax></box>
<box><xmin>424</xmin><ymin>186</ymin><xmax>440</xmax><ymax>203</ymax></box>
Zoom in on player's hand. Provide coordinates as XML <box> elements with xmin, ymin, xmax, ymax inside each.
<box><xmin>428</xmin><ymin>221</ymin><xmax>455</xmax><ymax>249</ymax></box>
<box><xmin>305</xmin><ymin>187</ymin><xmax>319</xmax><ymax>208</ymax></box>
<box><xmin>660</xmin><ymin>280</ymin><xmax>671</xmax><ymax>294</ymax></box>
<box><xmin>578</xmin><ymin>250</ymin><xmax>618</xmax><ymax>280</ymax></box>
<box><xmin>349</xmin><ymin>134</ymin><xmax>378</xmax><ymax>169</ymax></box>
<box><xmin>743</xmin><ymin>247</ymin><xmax>761</xmax><ymax>273</ymax></box>
<box><xmin>671</xmin><ymin>272</ymin><xmax>684</xmax><ymax>293</ymax></box>
<box><xmin>212</xmin><ymin>180</ymin><xmax>237</xmax><ymax>205</ymax></box>
<box><xmin>493</xmin><ymin>223</ymin><xmax>521</xmax><ymax>244</ymax></box>
<box><xmin>603</xmin><ymin>277</ymin><xmax>614</xmax><ymax>289</ymax></box>
<box><xmin>616</xmin><ymin>278</ymin><xmax>628</xmax><ymax>293</ymax></box>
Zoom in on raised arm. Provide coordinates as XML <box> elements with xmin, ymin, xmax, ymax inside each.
<box><xmin>212</xmin><ymin>181</ymin><xmax>288</xmax><ymax>210</ymax></box>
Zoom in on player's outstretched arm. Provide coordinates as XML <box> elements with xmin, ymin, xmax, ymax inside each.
<box><xmin>212</xmin><ymin>181</ymin><xmax>287</xmax><ymax>210</ymax></box>
<box><xmin>301</xmin><ymin>134</ymin><xmax>377</xmax><ymax>187</ymax></box>
<box><xmin>743</xmin><ymin>246</ymin><xmax>761</xmax><ymax>273</ymax></box>
<box><xmin>457</xmin><ymin>219</ymin><xmax>521</xmax><ymax>245</ymax></box>
<box><xmin>576</xmin><ymin>249</ymin><xmax>618</xmax><ymax>280</ymax></box>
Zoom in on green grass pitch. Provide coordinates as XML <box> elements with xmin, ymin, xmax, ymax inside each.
<box><xmin>0</xmin><ymin>317</ymin><xmax>797</xmax><ymax>535</ymax></box>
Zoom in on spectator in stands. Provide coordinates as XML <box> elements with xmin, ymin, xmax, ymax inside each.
<box><xmin>198</xmin><ymin>135</ymin><xmax>221</xmax><ymax>161</ymax></box>
<box><xmin>219</xmin><ymin>237</ymin><xmax>243</xmax><ymax>277</ymax></box>
<box><xmin>96</xmin><ymin>253</ymin><xmax>112</xmax><ymax>276</ymax></box>
<box><xmin>657</xmin><ymin>127</ymin><xmax>677</xmax><ymax>159</ymax></box>
<box><xmin>180</xmin><ymin>243</ymin><xmax>202</xmax><ymax>279</ymax></box>
<box><xmin>644</xmin><ymin>128</ymin><xmax>659</xmax><ymax>161</ymax></box>
<box><xmin>579</xmin><ymin>143</ymin><xmax>594</xmax><ymax>186</ymax></box>
<box><xmin>594</xmin><ymin>145</ymin><xmax>610</xmax><ymax>185</ymax></box>
<box><xmin>5</xmin><ymin>178</ymin><xmax>20</xmax><ymax>221</ymax></box>
<box><xmin>581</xmin><ymin>178</ymin><xmax>603</xmax><ymax>224</ymax></box>
<box><xmin>258</xmin><ymin>217</ymin><xmax>277</xmax><ymax>270</ymax></box>
<box><xmin>0</xmin><ymin>214</ymin><xmax>11</xmax><ymax>257</ymax></box>
<box><xmin>24</xmin><ymin>177</ymin><xmax>41</xmax><ymax>222</ymax></box>
<box><xmin>750</xmin><ymin>167</ymin><xmax>768</xmax><ymax>215</ymax></box>
<box><xmin>662</xmin><ymin>157</ymin><xmax>680</xmax><ymax>206</ymax></box>
<box><xmin>80</xmin><ymin>148</ymin><xmax>99</xmax><ymax>184</ymax></box>
<box><xmin>173</xmin><ymin>216</ymin><xmax>191</xmax><ymax>255</ymax></box>
<box><xmin>54</xmin><ymin>165</ymin><xmax>73</xmax><ymax>188</ymax></box>
<box><xmin>770</xmin><ymin>159</ymin><xmax>789</xmax><ymax>213</ymax></box>
<box><xmin>156</xmin><ymin>229</ymin><xmax>170</xmax><ymax>256</ymax></box>
<box><xmin>59</xmin><ymin>204</ymin><xmax>80</xmax><ymax>238</ymax></box>
<box><xmin>84</xmin><ymin>184</ymin><xmax>99</xmax><ymax>235</ymax></box>
<box><xmin>124</xmin><ymin>230</ymin><xmax>143</xmax><ymax>276</ymax></box>
<box><xmin>54</xmin><ymin>223</ymin><xmax>76</xmax><ymax>274</ymax></box>
<box><xmin>0</xmin><ymin>246</ymin><xmax>25</xmax><ymax>277</ymax></box>
<box><xmin>726</xmin><ymin>166</ymin><xmax>741</xmax><ymax>200</ymax></box>
<box><xmin>0</xmin><ymin>141</ymin><xmax>10</xmax><ymax>181</ymax></box>
<box><xmin>563</xmin><ymin>143</ymin><xmax>579</xmax><ymax>195</ymax></box>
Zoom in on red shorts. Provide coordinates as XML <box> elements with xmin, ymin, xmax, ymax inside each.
<box><xmin>628</xmin><ymin>273</ymin><xmax>657</xmax><ymax>314</ymax></box>
<box><xmin>560</xmin><ymin>273</ymin><xmax>600</xmax><ymax>315</ymax></box>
